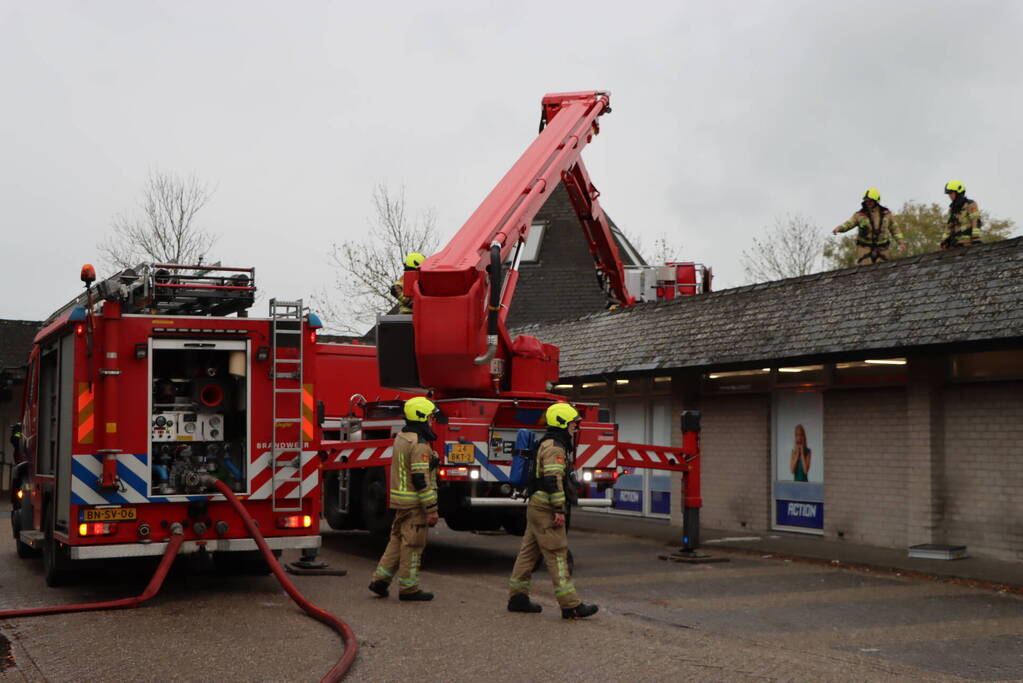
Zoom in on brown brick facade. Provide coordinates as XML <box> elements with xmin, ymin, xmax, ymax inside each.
<box><xmin>944</xmin><ymin>381</ymin><xmax>1023</xmax><ymax>561</ymax></box>
<box><xmin>699</xmin><ymin>394</ymin><xmax>771</xmax><ymax>531</ymax></box>
<box><xmin>823</xmin><ymin>387</ymin><xmax>908</xmax><ymax>548</ymax></box>
<box><xmin>688</xmin><ymin>377</ymin><xmax>1022</xmax><ymax>561</ymax></box>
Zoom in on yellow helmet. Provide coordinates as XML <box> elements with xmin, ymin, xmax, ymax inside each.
<box><xmin>403</xmin><ymin>396</ymin><xmax>437</xmax><ymax>422</ymax></box>
<box><xmin>863</xmin><ymin>187</ymin><xmax>881</xmax><ymax>202</ymax></box>
<box><xmin>545</xmin><ymin>402</ymin><xmax>581</xmax><ymax>428</ymax></box>
<box><xmin>404</xmin><ymin>252</ymin><xmax>426</xmax><ymax>269</ymax></box>
<box><xmin>944</xmin><ymin>180</ymin><xmax>965</xmax><ymax>194</ymax></box>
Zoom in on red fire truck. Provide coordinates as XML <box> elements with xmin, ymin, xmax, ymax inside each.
<box><xmin>10</xmin><ymin>263</ymin><xmax>322</xmax><ymax>585</ymax></box>
<box><xmin>319</xmin><ymin>91</ymin><xmax>703</xmax><ymax>542</ymax></box>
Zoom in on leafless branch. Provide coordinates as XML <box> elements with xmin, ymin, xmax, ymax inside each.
<box><xmin>740</xmin><ymin>213</ymin><xmax>825</xmax><ymax>283</ymax></box>
<box><xmin>99</xmin><ymin>170</ymin><xmax>216</xmax><ymax>273</ymax></box>
<box><xmin>312</xmin><ymin>183</ymin><xmax>439</xmax><ymax>335</ymax></box>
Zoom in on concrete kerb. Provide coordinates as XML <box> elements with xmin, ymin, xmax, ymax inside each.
<box><xmin>570</xmin><ymin>510</ymin><xmax>1023</xmax><ymax>595</ymax></box>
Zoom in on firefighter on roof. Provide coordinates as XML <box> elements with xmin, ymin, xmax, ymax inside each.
<box><xmin>369</xmin><ymin>396</ymin><xmax>440</xmax><ymax>601</ymax></box>
<box><xmin>941</xmin><ymin>180</ymin><xmax>982</xmax><ymax>249</ymax></box>
<box><xmin>390</xmin><ymin>252</ymin><xmax>425</xmax><ymax>314</ymax></box>
<box><xmin>832</xmin><ymin>188</ymin><xmax>906</xmax><ymax>264</ymax></box>
<box><xmin>506</xmin><ymin>402</ymin><xmax>599</xmax><ymax>619</ymax></box>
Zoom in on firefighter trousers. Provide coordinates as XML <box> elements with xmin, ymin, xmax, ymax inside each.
<box><xmin>508</xmin><ymin>506</ymin><xmax>580</xmax><ymax>609</ymax></box>
<box><xmin>855</xmin><ymin>245</ymin><xmax>889</xmax><ymax>264</ymax></box>
<box><xmin>371</xmin><ymin>508</ymin><xmax>429</xmax><ymax>594</ymax></box>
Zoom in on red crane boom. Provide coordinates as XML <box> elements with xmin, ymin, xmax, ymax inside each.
<box><xmin>387</xmin><ymin>91</ymin><xmax>633</xmax><ymax>397</ymax></box>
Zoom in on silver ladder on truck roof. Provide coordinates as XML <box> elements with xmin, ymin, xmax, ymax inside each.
<box><xmin>269</xmin><ymin>298</ymin><xmax>306</xmax><ymax>512</ymax></box>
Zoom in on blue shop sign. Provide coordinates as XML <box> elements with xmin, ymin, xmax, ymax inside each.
<box><xmin>613</xmin><ymin>488</ymin><xmax>643</xmax><ymax>512</ymax></box>
<box><xmin>776</xmin><ymin>499</ymin><xmax>823</xmax><ymax>529</ymax></box>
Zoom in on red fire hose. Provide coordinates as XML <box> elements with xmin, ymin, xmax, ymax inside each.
<box><xmin>1</xmin><ymin>481</ymin><xmax>358</xmax><ymax>681</ymax></box>
<box><xmin>0</xmin><ymin>524</ymin><xmax>185</xmax><ymax>617</ymax></box>
<box><xmin>211</xmin><ymin>479</ymin><xmax>359</xmax><ymax>682</ymax></box>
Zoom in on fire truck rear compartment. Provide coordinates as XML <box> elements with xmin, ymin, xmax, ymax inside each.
<box><xmin>151</xmin><ymin>344</ymin><xmax>247</xmax><ymax>495</ymax></box>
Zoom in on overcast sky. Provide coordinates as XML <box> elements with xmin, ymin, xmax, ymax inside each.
<box><xmin>2</xmin><ymin>0</ymin><xmax>1021</xmax><ymax>321</ymax></box>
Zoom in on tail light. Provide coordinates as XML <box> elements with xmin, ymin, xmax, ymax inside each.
<box><xmin>439</xmin><ymin>466</ymin><xmax>480</xmax><ymax>481</ymax></box>
<box><xmin>309</xmin><ymin>330</ymin><xmax>317</xmax><ymax>344</ymax></box>
<box><xmin>75</xmin><ymin>324</ymin><xmax>85</xmax><ymax>337</ymax></box>
<box><xmin>581</xmin><ymin>468</ymin><xmax>617</xmax><ymax>483</ymax></box>
<box><xmin>79</xmin><ymin>522</ymin><xmax>118</xmax><ymax>536</ymax></box>
<box><xmin>277</xmin><ymin>515</ymin><xmax>313</xmax><ymax>529</ymax></box>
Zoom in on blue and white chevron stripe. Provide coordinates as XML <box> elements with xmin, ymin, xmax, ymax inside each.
<box><xmin>71</xmin><ymin>453</ymin><xmax>208</xmax><ymax>504</ymax></box>
<box><xmin>447</xmin><ymin>441</ymin><xmax>511</xmax><ymax>482</ymax></box>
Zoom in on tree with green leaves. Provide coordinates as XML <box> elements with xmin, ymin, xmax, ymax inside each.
<box><xmin>823</xmin><ymin>200</ymin><xmax>1015</xmax><ymax>269</ymax></box>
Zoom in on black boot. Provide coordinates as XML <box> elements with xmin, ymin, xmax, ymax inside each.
<box><xmin>368</xmin><ymin>580</ymin><xmax>389</xmax><ymax>597</ymax></box>
<box><xmin>507</xmin><ymin>593</ymin><xmax>542</xmax><ymax>613</ymax></box>
<box><xmin>398</xmin><ymin>590</ymin><xmax>434</xmax><ymax>601</ymax></box>
<box><xmin>562</xmin><ymin>603</ymin><xmax>599</xmax><ymax>619</ymax></box>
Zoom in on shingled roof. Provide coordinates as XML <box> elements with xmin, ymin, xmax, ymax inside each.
<box><xmin>0</xmin><ymin>319</ymin><xmax>40</xmax><ymax>371</ymax></box>
<box><xmin>505</xmin><ymin>182</ymin><xmax>644</xmax><ymax>329</ymax></box>
<box><xmin>513</xmin><ymin>237</ymin><xmax>1023</xmax><ymax>379</ymax></box>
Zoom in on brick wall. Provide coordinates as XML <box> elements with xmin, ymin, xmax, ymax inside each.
<box><xmin>944</xmin><ymin>381</ymin><xmax>1023</xmax><ymax>561</ymax></box>
<box><xmin>699</xmin><ymin>394</ymin><xmax>771</xmax><ymax>531</ymax></box>
<box><xmin>823</xmin><ymin>388</ymin><xmax>908</xmax><ymax>547</ymax></box>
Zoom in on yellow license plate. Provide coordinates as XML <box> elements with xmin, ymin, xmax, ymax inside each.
<box><xmin>82</xmin><ymin>507</ymin><xmax>137</xmax><ymax>522</ymax></box>
<box><xmin>447</xmin><ymin>444</ymin><xmax>476</xmax><ymax>464</ymax></box>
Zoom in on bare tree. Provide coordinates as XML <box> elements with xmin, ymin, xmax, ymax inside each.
<box><xmin>99</xmin><ymin>170</ymin><xmax>216</xmax><ymax>271</ymax></box>
<box><xmin>313</xmin><ymin>183</ymin><xmax>439</xmax><ymax>334</ymax></box>
<box><xmin>740</xmin><ymin>214</ymin><xmax>826</xmax><ymax>283</ymax></box>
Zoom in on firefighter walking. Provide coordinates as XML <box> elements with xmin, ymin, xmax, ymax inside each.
<box><xmin>369</xmin><ymin>396</ymin><xmax>439</xmax><ymax>601</ymax></box>
<box><xmin>506</xmin><ymin>403</ymin><xmax>599</xmax><ymax>619</ymax></box>
<box><xmin>941</xmin><ymin>180</ymin><xmax>982</xmax><ymax>249</ymax></box>
<box><xmin>832</xmin><ymin>188</ymin><xmax>906</xmax><ymax>264</ymax></box>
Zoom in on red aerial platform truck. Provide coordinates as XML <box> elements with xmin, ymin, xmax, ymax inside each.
<box><xmin>9</xmin><ymin>264</ymin><xmax>323</xmax><ymax>585</ymax></box>
<box><xmin>319</xmin><ymin>91</ymin><xmax>704</xmax><ymax>544</ymax></box>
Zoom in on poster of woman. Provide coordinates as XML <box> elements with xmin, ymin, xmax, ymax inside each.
<box><xmin>789</xmin><ymin>424</ymin><xmax>812</xmax><ymax>482</ymax></box>
<box><xmin>775</xmin><ymin>392</ymin><xmax>823</xmax><ymax>484</ymax></box>
<box><xmin>774</xmin><ymin>391</ymin><xmax>824</xmax><ymax>531</ymax></box>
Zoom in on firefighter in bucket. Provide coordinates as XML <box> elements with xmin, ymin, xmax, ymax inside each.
<box><xmin>506</xmin><ymin>402</ymin><xmax>599</xmax><ymax>619</ymax></box>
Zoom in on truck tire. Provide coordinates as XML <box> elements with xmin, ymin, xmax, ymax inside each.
<box><xmin>323</xmin><ymin>471</ymin><xmax>361</xmax><ymax>530</ymax></box>
<box><xmin>360</xmin><ymin>467</ymin><xmax>393</xmax><ymax>537</ymax></box>
<box><xmin>502</xmin><ymin>510</ymin><xmax>527</xmax><ymax>536</ymax></box>
<box><xmin>41</xmin><ymin>507</ymin><xmax>72</xmax><ymax>587</ymax></box>
<box><xmin>11</xmin><ymin>509</ymin><xmax>35</xmax><ymax>559</ymax></box>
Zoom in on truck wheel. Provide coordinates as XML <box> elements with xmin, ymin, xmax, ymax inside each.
<box><xmin>41</xmin><ymin>509</ymin><xmax>71</xmax><ymax>587</ymax></box>
<box><xmin>360</xmin><ymin>468</ymin><xmax>393</xmax><ymax>537</ymax></box>
<box><xmin>11</xmin><ymin>510</ymin><xmax>35</xmax><ymax>559</ymax></box>
<box><xmin>323</xmin><ymin>471</ymin><xmax>359</xmax><ymax>530</ymax></box>
<box><xmin>502</xmin><ymin>511</ymin><xmax>527</xmax><ymax>537</ymax></box>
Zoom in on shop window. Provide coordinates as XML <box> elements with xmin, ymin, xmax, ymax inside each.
<box><xmin>612</xmin><ymin>377</ymin><xmax>649</xmax><ymax>396</ymax></box>
<box><xmin>775</xmin><ymin>365</ymin><xmax>825</xmax><ymax>388</ymax></box>
<box><xmin>579</xmin><ymin>381</ymin><xmax>608</xmax><ymax>399</ymax></box>
<box><xmin>702</xmin><ymin>368</ymin><xmax>772</xmax><ymax>394</ymax></box>
<box><xmin>834</xmin><ymin>358</ymin><xmax>907</xmax><ymax>386</ymax></box>
<box><xmin>951</xmin><ymin>350</ymin><xmax>1023</xmax><ymax>381</ymax></box>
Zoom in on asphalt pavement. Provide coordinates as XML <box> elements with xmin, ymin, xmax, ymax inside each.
<box><xmin>571</xmin><ymin>510</ymin><xmax>1023</xmax><ymax>592</ymax></box>
<box><xmin>2</xmin><ymin>503</ymin><xmax>1023</xmax><ymax>681</ymax></box>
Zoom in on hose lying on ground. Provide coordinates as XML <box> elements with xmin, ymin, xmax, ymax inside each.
<box><xmin>0</xmin><ymin>525</ymin><xmax>185</xmax><ymax>618</ymax></box>
<box><xmin>1</xmin><ymin>482</ymin><xmax>358</xmax><ymax>682</ymax></box>
<box><xmin>212</xmin><ymin>479</ymin><xmax>358</xmax><ymax>682</ymax></box>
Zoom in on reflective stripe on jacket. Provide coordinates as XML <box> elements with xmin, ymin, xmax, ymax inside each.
<box><xmin>389</xmin><ymin>431</ymin><xmax>437</xmax><ymax>512</ymax></box>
